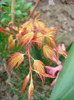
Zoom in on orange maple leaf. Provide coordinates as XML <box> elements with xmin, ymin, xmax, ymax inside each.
<box><xmin>6</xmin><ymin>52</ymin><xmax>24</xmax><ymax>72</ymax></box>
<box><xmin>34</xmin><ymin>20</ymin><xmax>46</xmax><ymax>31</ymax></box>
<box><xmin>43</xmin><ymin>45</ymin><xmax>57</xmax><ymax>62</ymax></box>
<box><xmin>20</xmin><ymin>21</ymin><xmax>34</xmax><ymax>33</ymax></box>
<box><xmin>28</xmin><ymin>79</ymin><xmax>34</xmax><ymax>100</ymax></box>
<box><xmin>45</xmin><ymin>33</ymin><xmax>57</xmax><ymax>47</ymax></box>
<box><xmin>34</xmin><ymin>32</ymin><xmax>44</xmax><ymax>49</ymax></box>
<box><xmin>17</xmin><ymin>32</ymin><xmax>35</xmax><ymax>48</ymax></box>
<box><xmin>21</xmin><ymin>74</ymin><xmax>30</xmax><ymax>96</ymax></box>
<box><xmin>8</xmin><ymin>34</ymin><xmax>15</xmax><ymax>51</ymax></box>
<box><xmin>33</xmin><ymin>60</ymin><xmax>54</xmax><ymax>83</ymax></box>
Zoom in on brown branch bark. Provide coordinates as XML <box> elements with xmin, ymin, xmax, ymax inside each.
<box><xmin>0</xmin><ymin>21</ymin><xmax>18</xmax><ymax>33</ymax></box>
<box><xmin>27</xmin><ymin>0</ymin><xmax>40</xmax><ymax>21</ymax></box>
<box><xmin>2</xmin><ymin>27</ymin><xmax>16</xmax><ymax>36</ymax></box>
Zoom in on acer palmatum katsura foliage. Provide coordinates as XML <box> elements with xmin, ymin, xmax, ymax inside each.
<box><xmin>0</xmin><ymin>11</ymin><xmax>68</xmax><ymax>100</ymax></box>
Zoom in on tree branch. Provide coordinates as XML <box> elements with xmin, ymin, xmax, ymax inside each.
<box><xmin>0</xmin><ymin>21</ymin><xmax>18</xmax><ymax>33</ymax></box>
<box><xmin>27</xmin><ymin>0</ymin><xmax>40</xmax><ymax>21</ymax></box>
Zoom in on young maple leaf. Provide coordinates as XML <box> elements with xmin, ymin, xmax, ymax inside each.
<box><xmin>17</xmin><ymin>32</ymin><xmax>35</xmax><ymax>48</ymax></box>
<box><xmin>20</xmin><ymin>21</ymin><xmax>34</xmax><ymax>33</ymax></box>
<box><xmin>25</xmin><ymin>22</ymin><xmax>34</xmax><ymax>32</ymax></box>
<box><xmin>8</xmin><ymin>34</ymin><xmax>13</xmax><ymax>43</ymax></box>
<box><xmin>34</xmin><ymin>20</ymin><xmax>46</xmax><ymax>31</ymax></box>
<box><xmin>33</xmin><ymin>60</ymin><xmax>54</xmax><ymax>83</ymax></box>
<box><xmin>21</xmin><ymin>74</ymin><xmax>30</xmax><ymax>96</ymax></box>
<box><xmin>45</xmin><ymin>27</ymin><xmax>58</xmax><ymax>35</ymax></box>
<box><xmin>43</xmin><ymin>45</ymin><xmax>57</xmax><ymax>61</ymax></box>
<box><xmin>45</xmin><ymin>33</ymin><xmax>57</xmax><ymax>47</ymax></box>
<box><xmin>28</xmin><ymin>79</ymin><xmax>34</xmax><ymax>100</ymax></box>
<box><xmin>34</xmin><ymin>32</ymin><xmax>44</xmax><ymax>49</ymax></box>
<box><xmin>8</xmin><ymin>40</ymin><xmax>15</xmax><ymax>51</ymax></box>
<box><xmin>6</xmin><ymin>52</ymin><xmax>24</xmax><ymax>72</ymax></box>
<box><xmin>8</xmin><ymin>34</ymin><xmax>15</xmax><ymax>51</ymax></box>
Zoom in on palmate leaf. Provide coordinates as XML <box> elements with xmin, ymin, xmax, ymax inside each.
<box><xmin>50</xmin><ymin>42</ymin><xmax>74</xmax><ymax>100</ymax></box>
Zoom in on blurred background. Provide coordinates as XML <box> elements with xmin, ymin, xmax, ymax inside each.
<box><xmin>0</xmin><ymin>0</ymin><xmax>74</xmax><ymax>100</ymax></box>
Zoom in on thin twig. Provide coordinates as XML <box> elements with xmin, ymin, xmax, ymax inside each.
<box><xmin>27</xmin><ymin>0</ymin><xmax>40</xmax><ymax>21</ymax></box>
<box><xmin>2</xmin><ymin>27</ymin><xmax>16</xmax><ymax>35</ymax></box>
<box><xmin>0</xmin><ymin>21</ymin><xmax>18</xmax><ymax>32</ymax></box>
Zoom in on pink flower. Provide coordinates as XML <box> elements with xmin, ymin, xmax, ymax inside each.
<box><xmin>58</xmin><ymin>44</ymin><xmax>66</xmax><ymax>51</ymax></box>
<box><xmin>45</xmin><ymin>65</ymin><xmax>62</xmax><ymax>77</ymax></box>
<box><xmin>45</xmin><ymin>44</ymin><xmax>68</xmax><ymax>86</ymax></box>
<box><xmin>45</xmin><ymin>65</ymin><xmax>63</xmax><ymax>86</ymax></box>
<box><xmin>54</xmin><ymin>44</ymin><xmax>68</xmax><ymax>59</ymax></box>
<box><xmin>52</xmin><ymin>57</ymin><xmax>61</xmax><ymax>65</ymax></box>
<box><xmin>58</xmin><ymin>44</ymin><xmax>68</xmax><ymax>59</ymax></box>
<box><xmin>51</xmin><ymin>72</ymin><xmax>60</xmax><ymax>86</ymax></box>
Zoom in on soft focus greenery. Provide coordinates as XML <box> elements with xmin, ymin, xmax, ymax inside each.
<box><xmin>0</xmin><ymin>0</ymin><xmax>33</xmax><ymax>24</ymax></box>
